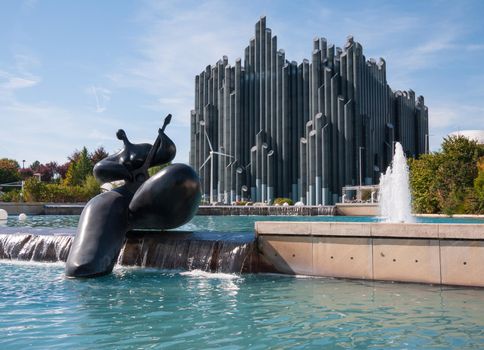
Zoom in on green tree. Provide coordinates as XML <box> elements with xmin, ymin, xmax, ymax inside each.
<box><xmin>30</xmin><ymin>160</ymin><xmax>41</xmax><ymax>171</ymax></box>
<box><xmin>475</xmin><ymin>158</ymin><xmax>484</xmax><ymax>199</ymax></box>
<box><xmin>409</xmin><ymin>154</ymin><xmax>442</xmax><ymax>213</ymax></box>
<box><xmin>148</xmin><ymin>162</ymin><xmax>171</xmax><ymax>177</ymax></box>
<box><xmin>0</xmin><ymin>158</ymin><xmax>20</xmax><ymax>184</ymax></box>
<box><xmin>64</xmin><ymin>147</ymin><xmax>93</xmax><ymax>186</ymax></box>
<box><xmin>90</xmin><ymin>146</ymin><xmax>109</xmax><ymax>165</ymax></box>
<box><xmin>409</xmin><ymin>136</ymin><xmax>484</xmax><ymax>214</ymax></box>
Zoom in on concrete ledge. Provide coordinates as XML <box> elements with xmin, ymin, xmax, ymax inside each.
<box><xmin>335</xmin><ymin>203</ymin><xmax>378</xmax><ymax>216</ymax></box>
<box><xmin>255</xmin><ymin>222</ymin><xmax>311</xmax><ymax>235</ymax></box>
<box><xmin>438</xmin><ymin>224</ymin><xmax>484</xmax><ymax>240</ymax></box>
<box><xmin>0</xmin><ymin>202</ymin><xmax>85</xmax><ymax>215</ymax></box>
<box><xmin>256</xmin><ymin>221</ymin><xmax>484</xmax><ymax>287</ymax></box>
<box><xmin>256</xmin><ymin>221</ymin><xmax>484</xmax><ymax>240</ymax></box>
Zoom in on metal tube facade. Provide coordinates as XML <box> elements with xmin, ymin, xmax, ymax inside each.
<box><xmin>190</xmin><ymin>17</ymin><xmax>428</xmax><ymax>205</ymax></box>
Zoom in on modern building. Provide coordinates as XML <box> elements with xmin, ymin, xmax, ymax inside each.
<box><xmin>190</xmin><ymin>17</ymin><xmax>429</xmax><ymax>204</ymax></box>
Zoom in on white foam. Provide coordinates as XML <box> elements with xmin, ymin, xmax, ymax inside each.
<box><xmin>0</xmin><ymin>259</ymin><xmax>65</xmax><ymax>268</ymax></box>
<box><xmin>180</xmin><ymin>269</ymin><xmax>241</xmax><ymax>280</ymax></box>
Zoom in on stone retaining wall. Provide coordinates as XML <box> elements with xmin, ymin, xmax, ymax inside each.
<box><xmin>0</xmin><ymin>203</ymin><xmax>85</xmax><ymax>215</ymax></box>
<box><xmin>255</xmin><ymin>222</ymin><xmax>484</xmax><ymax>287</ymax></box>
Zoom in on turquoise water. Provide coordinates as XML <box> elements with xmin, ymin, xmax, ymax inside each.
<box><xmin>0</xmin><ymin>261</ymin><xmax>483</xmax><ymax>349</ymax></box>
<box><xmin>2</xmin><ymin>214</ymin><xmax>484</xmax><ymax>232</ymax></box>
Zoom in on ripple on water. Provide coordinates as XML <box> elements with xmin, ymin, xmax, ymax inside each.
<box><xmin>1</xmin><ymin>214</ymin><xmax>484</xmax><ymax>232</ymax></box>
<box><xmin>0</xmin><ymin>262</ymin><xmax>483</xmax><ymax>349</ymax></box>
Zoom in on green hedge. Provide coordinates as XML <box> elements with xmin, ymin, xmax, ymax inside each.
<box><xmin>273</xmin><ymin>197</ymin><xmax>293</xmax><ymax>205</ymax></box>
<box><xmin>20</xmin><ymin>176</ymin><xmax>100</xmax><ymax>203</ymax></box>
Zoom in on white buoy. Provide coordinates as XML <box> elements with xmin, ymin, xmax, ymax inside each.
<box><xmin>18</xmin><ymin>213</ymin><xmax>27</xmax><ymax>221</ymax></box>
<box><xmin>0</xmin><ymin>209</ymin><xmax>7</xmax><ymax>220</ymax></box>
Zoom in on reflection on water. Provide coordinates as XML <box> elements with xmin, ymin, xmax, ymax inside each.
<box><xmin>0</xmin><ymin>262</ymin><xmax>483</xmax><ymax>349</ymax></box>
<box><xmin>1</xmin><ymin>214</ymin><xmax>484</xmax><ymax>232</ymax></box>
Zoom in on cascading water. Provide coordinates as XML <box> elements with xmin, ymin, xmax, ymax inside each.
<box><xmin>0</xmin><ymin>234</ymin><xmax>73</xmax><ymax>261</ymax></box>
<box><xmin>378</xmin><ymin>142</ymin><xmax>414</xmax><ymax>223</ymax></box>
<box><xmin>0</xmin><ymin>232</ymin><xmax>256</xmax><ymax>273</ymax></box>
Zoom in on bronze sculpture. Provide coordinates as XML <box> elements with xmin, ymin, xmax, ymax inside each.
<box><xmin>65</xmin><ymin>115</ymin><xmax>201</xmax><ymax>278</ymax></box>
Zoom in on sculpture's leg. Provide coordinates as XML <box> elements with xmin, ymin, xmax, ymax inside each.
<box><xmin>65</xmin><ymin>190</ymin><xmax>130</xmax><ymax>278</ymax></box>
<box><xmin>129</xmin><ymin>163</ymin><xmax>201</xmax><ymax>230</ymax></box>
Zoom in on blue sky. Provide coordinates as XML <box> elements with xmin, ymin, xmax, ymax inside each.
<box><xmin>1</xmin><ymin>0</ymin><xmax>483</xmax><ymax>165</ymax></box>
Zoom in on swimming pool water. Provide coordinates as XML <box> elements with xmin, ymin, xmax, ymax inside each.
<box><xmin>2</xmin><ymin>214</ymin><xmax>484</xmax><ymax>232</ymax></box>
<box><xmin>0</xmin><ymin>261</ymin><xmax>483</xmax><ymax>349</ymax></box>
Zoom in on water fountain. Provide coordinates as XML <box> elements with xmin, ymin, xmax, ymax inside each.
<box><xmin>378</xmin><ymin>142</ymin><xmax>414</xmax><ymax>223</ymax></box>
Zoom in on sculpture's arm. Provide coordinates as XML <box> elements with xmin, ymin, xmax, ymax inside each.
<box><xmin>93</xmin><ymin>160</ymin><xmax>133</xmax><ymax>184</ymax></box>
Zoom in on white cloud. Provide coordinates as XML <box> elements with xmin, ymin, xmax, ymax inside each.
<box><xmin>427</xmin><ymin>102</ymin><xmax>484</xmax><ymax>150</ymax></box>
<box><xmin>1</xmin><ymin>76</ymin><xmax>39</xmax><ymax>90</ymax></box>
<box><xmin>0</xmin><ymin>100</ymin><xmax>125</xmax><ymax>163</ymax></box>
<box><xmin>108</xmin><ymin>0</ymin><xmax>253</xmax><ymax>127</ymax></box>
<box><xmin>466</xmin><ymin>44</ymin><xmax>484</xmax><ymax>51</ymax></box>
<box><xmin>86</xmin><ymin>86</ymin><xmax>111</xmax><ymax>113</ymax></box>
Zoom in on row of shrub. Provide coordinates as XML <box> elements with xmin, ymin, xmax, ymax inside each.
<box><xmin>0</xmin><ymin>176</ymin><xmax>101</xmax><ymax>203</ymax></box>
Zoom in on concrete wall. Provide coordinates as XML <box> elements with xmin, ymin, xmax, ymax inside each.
<box><xmin>0</xmin><ymin>203</ymin><xmax>85</xmax><ymax>215</ymax></box>
<box><xmin>335</xmin><ymin>203</ymin><xmax>378</xmax><ymax>216</ymax></box>
<box><xmin>255</xmin><ymin>221</ymin><xmax>484</xmax><ymax>287</ymax></box>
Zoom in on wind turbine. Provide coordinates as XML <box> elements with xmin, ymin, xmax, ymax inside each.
<box><xmin>199</xmin><ymin>121</ymin><xmax>234</xmax><ymax>204</ymax></box>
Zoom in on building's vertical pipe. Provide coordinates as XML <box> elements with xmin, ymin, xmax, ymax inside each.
<box><xmin>255</xmin><ymin>19</ymin><xmax>261</xmax><ymax>137</ymax></box>
<box><xmin>217</xmin><ymin>85</ymin><xmax>224</xmax><ymax>202</ymax></box>
<box><xmin>308</xmin><ymin>130</ymin><xmax>316</xmax><ymax>205</ymax></box>
<box><xmin>276</xmin><ymin>50</ymin><xmax>285</xmax><ymax>197</ymax></box>
<box><xmin>302</xmin><ymin>60</ymin><xmax>310</xmax><ymax>127</ymax></box>
<box><xmin>290</xmin><ymin>61</ymin><xmax>298</xmax><ymax>201</ymax></box>
<box><xmin>230</xmin><ymin>91</ymin><xmax>236</xmax><ymax>202</ymax></box>
<box><xmin>305</xmin><ymin>120</ymin><xmax>313</xmax><ymax>202</ymax></box>
<box><xmin>299</xmin><ymin>137</ymin><xmax>307</xmax><ymax>204</ymax></box>
<box><xmin>271</xmin><ymin>36</ymin><xmax>277</xmax><ymax>154</ymax></box>
<box><xmin>267</xmin><ymin>150</ymin><xmax>275</xmax><ymax>203</ymax></box>
<box><xmin>235</xmin><ymin>58</ymin><xmax>242</xmax><ymax>165</ymax></box>
<box><xmin>248</xmin><ymin>38</ymin><xmax>256</xmax><ymax>191</ymax></box>
<box><xmin>337</xmin><ymin>96</ymin><xmax>345</xmax><ymax>197</ymax></box>
<box><xmin>321</xmin><ymin>115</ymin><xmax>330</xmax><ymax>204</ymax></box>
<box><xmin>256</xmin><ymin>131</ymin><xmax>263</xmax><ymax>202</ymax></box>
<box><xmin>320</xmin><ymin>38</ymin><xmax>327</xmax><ymax>61</ymax></box>
<box><xmin>330</xmin><ymin>73</ymin><xmax>339</xmax><ymax>202</ymax></box>
<box><xmin>259</xmin><ymin>17</ymin><xmax>266</xmax><ymax>135</ymax></box>
<box><xmin>327</xmin><ymin>44</ymin><xmax>335</xmax><ymax>71</ymax></box>
<box><xmin>223</xmin><ymin>65</ymin><xmax>232</xmax><ymax>203</ymax></box>
<box><xmin>250</xmin><ymin>146</ymin><xmax>257</xmax><ymax>201</ymax></box>
<box><xmin>344</xmin><ymin>99</ymin><xmax>354</xmax><ymax>186</ymax></box>
<box><xmin>282</xmin><ymin>63</ymin><xmax>290</xmax><ymax>197</ymax></box>
<box><xmin>311</xmin><ymin>49</ymin><xmax>321</xmax><ymax>121</ymax></box>
<box><xmin>315</xmin><ymin>112</ymin><xmax>323</xmax><ymax>204</ymax></box>
<box><xmin>190</xmin><ymin>110</ymin><xmax>196</xmax><ymax>167</ymax></box>
<box><xmin>265</xmin><ymin>29</ymin><xmax>272</xmax><ymax>145</ymax></box>
<box><xmin>261</xmin><ymin>142</ymin><xmax>268</xmax><ymax>202</ymax></box>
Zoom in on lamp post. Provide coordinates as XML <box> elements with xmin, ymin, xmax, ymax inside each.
<box><xmin>241</xmin><ymin>185</ymin><xmax>248</xmax><ymax>202</ymax></box>
<box><xmin>424</xmin><ymin>134</ymin><xmax>434</xmax><ymax>154</ymax></box>
<box><xmin>358</xmin><ymin>146</ymin><xmax>365</xmax><ymax>203</ymax></box>
<box><xmin>359</xmin><ymin>146</ymin><xmax>365</xmax><ymax>187</ymax></box>
<box><xmin>22</xmin><ymin>160</ymin><xmax>25</xmax><ymax>169</ymax></box>
<box><xmin>236</xmin><ymin>167</ymin><xmax>243</xmax><ymax>202</ymax></box>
